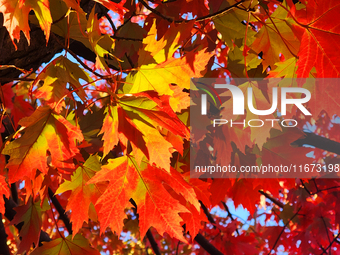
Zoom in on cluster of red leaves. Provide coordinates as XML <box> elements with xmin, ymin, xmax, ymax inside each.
<box><xmin>0</xmin><ymin>0</ymin><xmax>340</xmax><ymax>254</ymax></box>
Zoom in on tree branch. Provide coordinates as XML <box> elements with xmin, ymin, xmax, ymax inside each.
<box><xmin>199</xmin><ymin>201</ymin><xmax>216</xmax><ymax>228</ymax></box>
<box><xmin>0</xmin><ymin>214</ymin><xmax>10</xmax><ymax>255</ymax></box>
<box><xmin>293</xmin><ymin>132</ymin><xmax>340</xmax><ymax>155</ymax></box>
<box><xmin>194</xmin><ymin>233</ymin><xmax>224</xmax><ymax>255</ymax></box>
<box><xmin>10</xmin><ymin>183</ymin><xmax>18</xmax><ymax>205</ymax></box>
<box><xmin>258</xmin><ymin>190</ymin><xmax>284</xmax><ymax>208</ymax></box>
<box><xmin>111</xmin><ymin>35</ymin><xmax>142</xmax><ymax>41</ymax></box>
<box><xmin>146</xmin><ymin>229</ymin><xmax>161</xmax><ymax>255</ymax></box>
<box><xmin>0</xmin><ymin>14</ymin><xmax>63</xmax><ymax>83</ymax></box>
<box><xmin>103</xmin><ymin>12</ymin><xmax>117</xmax><ymax>33</ymax></box>
<box><xmin>48</xmin><ymin>188</ymin><xmax>73</xmax><ymax>235</ymax></box>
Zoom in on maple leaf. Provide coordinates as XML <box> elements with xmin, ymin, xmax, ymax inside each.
<box><xmin>224</xmin><ymin>233</ymin><xmax>259</xmax><ymax>255</ymax></box>
<box><xmin>56</xmin><ymin>155</ymin><xmax>105</xmax><ymax>234</ymax></box>
<box><xmin>12</xmin><ymin>95</ymin><xmax>34</xmax><ymax>128</ymax></box>
<box><xmin>228</xmin><ymin>179</ymin><xmax>261</xmax><ymax>215</ymax></box>
<box><xmin>3</xmin><ymin>0</ymin><xmax>340</xmax><ymax>253</ymax></box>
<box><xmin>220</xmin><ymin>80</ymin><xmax>281</xmax><ymax>148</ymax></box>
<box><xmin>251</xmin><ymin>4</ymin><xmax>300</xmax><ymax>69</ymax></box>
<box><xmin>226</xmin><ymin>46</ymin><xmax>262</xmax><ymax>78</ymax></box>
<box><xmin>49</xmin><ymin>0</ymin><xmax>90</xmax><ymax>50</ymax></box>
<box><xmin>305</xmin><ymin>78</ymin><xmax>340</xmax><ymax>119</ymax></box>
<box><xmin>293</xmin><ymin>0</ymin><xmax>340</xmax><ymax>77</ymax></box>
<box><xmin>31</xmin><ymin>234</ymin><xmax>100</xmax><ymax>255</ymax></box>
<box><xmin>117</xmin><ymin>92</ymin><xmax>189</xmax><ymax>138</ymax></box>
<box><xmin>99</xmin><ymin>91</ymin><xmax>189</xmax><ymax>170</ymax></box>
<box><xmin>213</xmin><ymin>0</ymin><xmax>257</xmax><ymax>49</ymax></box>
<box><xmin>126</xmin><ymin>20</ymin><xmax>212</xmax><ymax>95</ymax></box>
<box><xmin>0</xmin><ymin>0</ymin><xmax>52</xmax><ymax>48</ymax></box>
<box><xmin>169</xmin><ymin>173</ymin><xmax>209</xmax><ymax>240</ymax></box>
<box><xmin>87</xmin><ymin>7</ymin><xmax>116</xmax><ymax>70</ymax></box>
<box><xmin>35</xmin><ymin>56</ymin><xmax>91</xmax><ymax>113</ymax></box>
<box><xmin>11</xmin><ymin>198</ymin><xmax>47</xmax><ymax>253</ymax></box>
<box><xmin>168</xmin><ymin>84</ymin><xmax>190</xmax><ymax>113</ymax></box>
<box><xmin>185</xmin><ymin>175</ymin><xmax>211</xmax><ymax>208</ymax></box>
<box><xmin>2</xmin><ymin>106</ymin><xmax>84</xmax><ymax>183</ymax></box>
<box><xmin>109</xmin><ymin>21</ymin><xmax>146</xmax><ymax>70</ymax></box>
<box><xmin>93</xmin><ymin>0</ymin><xmax>126</xmax><ymax>16</ymax></box>
<box><xmin>268</xmin><ymin>57</ymin><xmax>298</xmax><ymax>78</ymax></box>
<box><xmin>87</xmin><ymin>156</ymin><xmax>138</xmax><ymax>236</ymax></box>
<box><xmin>88</xmin><ymin>155</ymin><xmax>199</xmax><ymax>242</ymax></box>
<box><xmin>181</xmin><ymin>206</ymin><xmax>207</xmax><ymax>240</ymax></box>
<box><xmin>262</xmin><ymin>226</ymin><xmax>286</xmax><ymax>250</ymax></box>
<box><xmin>213</xmin><ymin>124</ymin><xmax>252</xmax><ymax>169</ymax></box>
<box><xmin>257</xmin><ymin>128</ymin><xmax>313</xmax><ymax>177</ymax></box>
<box><xmin>0</xmin><ymin>176</ymin><xmax>10</xmax><ymax>215</ymax></box>
<box><xmin>98</xmin><ymin>105</ymin><xmax>119</xmax><ymax>158</ymax></box>
<box><xmin>0</xmin><ymin>83</ymin><xmax>14</xmax><ymax>112</ymax></box>
<box><xmin>209</xmin><ymin>178</ymin><xmax>232</xmax><ymax>206</ymax></box>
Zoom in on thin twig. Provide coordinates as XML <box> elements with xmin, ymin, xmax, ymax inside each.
<box><xmin>320</xmin><ymin>216</ymin><xmax>331</xmax><ymax>245</ymax></box>
<box><xmin>320</xmin><ymin>233</ymin><xmax>340</xmax><ymax>255</ymax></box>
<box><xmin>313</xmin><ymin>186</ymin><xmax>340</xmax><ymax>195</ymax></box>
<box><xmin>300</xmin><ymin>179</ymin><xmax>312</xmax><ymax>195</ymax></box>
<box><xmin>139</xmin><ymin>0</ymin><xmax>173</xmax><ymax>22</ymax></box>
<box><xmin>268</xmin><ymin>207</ymin><xmax>301</xmax><ymax>255</ymax></box>
<box><xmin>221</xmin><ymin>201</ymin><xmax>240</xmax><ymax>235</ymax></box>
<box><xmin>139</xmin><ymin>0</ymin><xmax>246</xmax><ymax>23</ymax></box>
<box><xmin>316</xmin><ymin>240</ymin><xmax>327</xmax><ymax>254</ymax></box>
<box><xmin>51</xmin><ymin>33</ymin><xmax>106</xmax><ymax>79</ymax></box>
<box><xmin>125</xmin><ymin>53</ymin><xmax>135</xmax><ymax>68</ymax></box>
<box><xmin>103</xmin><ymin>12</ymin><xmax>117</xmax><ymax>33</ymax></box>
<box><xmin>312</xmin><ymin>179</ymin><xmax>320</xmax><ymax>193</ymax></box>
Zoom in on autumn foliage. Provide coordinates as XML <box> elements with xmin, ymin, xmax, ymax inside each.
<box><xmin>0</xmin><ymin>0</ymin><xmax>340</xmax><ymax>254</ymax></box>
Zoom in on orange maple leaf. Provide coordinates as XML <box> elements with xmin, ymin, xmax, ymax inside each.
<box><xmin>0</xmin><ymin>0</ymin><xmax>52</xmax><ymax>48</ymax></box>
<box><xmin>88</xmin><ymin>155</ymin><xmax>199</xmax><ymax>242</ymax></box>
<box><xmin>2</xmin><ymin>106</ymin><xmax>83</xmax><ymax>183</ymax></box>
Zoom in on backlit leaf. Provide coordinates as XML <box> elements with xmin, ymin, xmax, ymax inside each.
<box><xmin>2</xmin><ymin>106</ymin><xmax>84</xmax><ymax>183</ymax></box>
